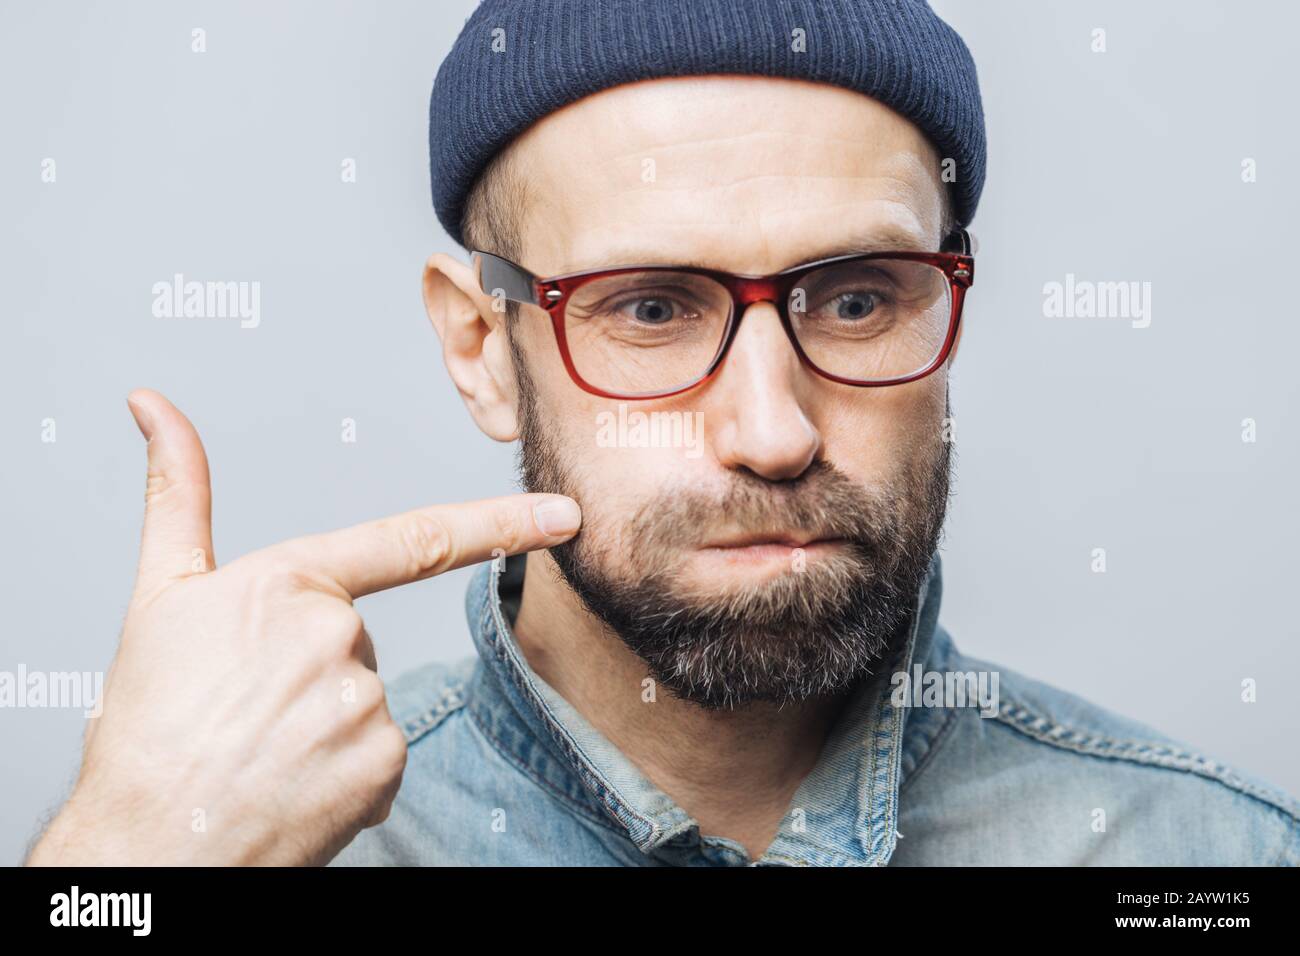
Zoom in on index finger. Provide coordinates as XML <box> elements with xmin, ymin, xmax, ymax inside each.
<box><xmin>292</xmin><ymin>493</ymin><xmax>582</xmax><ymax>599</ymax></box>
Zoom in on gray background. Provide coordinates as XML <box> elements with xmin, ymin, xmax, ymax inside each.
<box><xmin>2</xmin><ymin>0</ymin><xmax>1296</xmax><ymax>864</ymax></box>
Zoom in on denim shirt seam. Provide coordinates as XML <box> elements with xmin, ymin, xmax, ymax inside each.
<box><xmin>862</xmin><ymin>682</ymin><xmax>902</xmax><ymax>861</ymax></box>
<box><xmin>898</xmin><ymin>703</ymin><xmax>961</xmax><ymax>797</ymax></box>
<box><xmin>858</xmin><ymin>570</ymin><xmax>935</xmax><ymax>863</ymax></box>
<box><xmin>477</xmin><ymin>560</ymin><xmax>675</xmax><ymax>848</ymax></box>
<box><xmin>897</xmin><ymin>633</ymin><xmax>962</xmax><ymax>797</ymax></box>
<box><xmin>399</xmin><ymin>685</ymin><xmax>468</xmax><ymax>745</ymax></box>
<box><xmin>991</xmin><ymin>689</ymin><xmax>1300</xmax><ymax>823</ymax></box>
<box><xmin>463</xmin><ymin>698</ymin><xmax>633</xmax><ymax>839</ymax></box>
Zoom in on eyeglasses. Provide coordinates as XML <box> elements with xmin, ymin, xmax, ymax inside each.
<box><xmin>472</xmin><ymin>229</ymin><xmax>974</xmax><ymax>401</ymax></box>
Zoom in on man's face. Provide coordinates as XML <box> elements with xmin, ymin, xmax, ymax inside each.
<box><xmin>497</xmin><ymin>76</ymin><xmax>953</xmax><ymax>709</ymax></box>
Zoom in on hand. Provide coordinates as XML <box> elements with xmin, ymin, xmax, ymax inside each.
<box><xmin>26</xmin><ymin>389</ymin><xmax>581</xmax><ymax>866</ymax></box>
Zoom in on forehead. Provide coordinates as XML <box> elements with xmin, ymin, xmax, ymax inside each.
<box><xmin>509</xmin><ymin>75</ymin><xmax>946</xmax><ymax>277</ymax></box>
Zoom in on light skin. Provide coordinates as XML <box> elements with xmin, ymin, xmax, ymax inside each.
<box><xmin>429</xmin><ymin>76</ymin><xmax>962</xmax><ymax>858</ymax></box>
<box><xmin>28</xmin><ymin>75</ymin><xmax>961</xmax><ymax>866</ymax></box>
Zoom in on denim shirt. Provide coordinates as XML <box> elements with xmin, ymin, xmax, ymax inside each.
<box><xmin>333</xmin><ymin>552</ymin><xmax>1300</xmax><ymax>866</ymax></box>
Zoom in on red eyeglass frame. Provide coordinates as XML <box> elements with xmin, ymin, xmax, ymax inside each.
<box><xmin>471</xmin><ymin>229</ymin><xmax>975</xmax><ymax>401</ymax></box>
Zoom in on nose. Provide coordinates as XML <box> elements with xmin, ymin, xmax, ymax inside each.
<box><xmin>706</xmin><ymin>300</ymin><xmax>821</xmax><ymax>481</ymax></box>
<box><xmin>735</xmin><ymin>278</ymin><xmax>780</xmax><ymax>307</ymax></box>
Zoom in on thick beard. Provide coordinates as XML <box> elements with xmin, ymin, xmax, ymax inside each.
<box><xmin>510</xmin><ymin>337</ymin><xmax>952</xmax><ymax>710</ymax></box>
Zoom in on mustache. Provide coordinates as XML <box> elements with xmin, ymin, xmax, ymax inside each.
<box><xmin>621</xmin><ymin>458</ymin><xmax>905</xmax><ymax>552</ymax></box>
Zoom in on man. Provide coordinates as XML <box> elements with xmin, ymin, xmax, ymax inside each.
<box><xmin>28</xmin><ymin>0</ymin><xmax>1298</xmax><ymax>866</ymax></box>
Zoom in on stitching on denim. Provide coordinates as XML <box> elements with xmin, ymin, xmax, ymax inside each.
<box><xmin>898</xmin><ymin>632</ymin><xmax>963</xmax><ymax>796</ymax></box>
<box><xmin>898</xmin><ymin>702</ymin><xmax>960</xmax><ymax>797</ymax></box>
<box><xmin>865</xmin><ymin>658</ymin><xmax>906</xmax><ymax>860</ymax></box>
<box><xmin>480</xmin><ymin>561</ymin><xmax>675</xmax><ymax>847</ymax></box>
<box><xmin>488</xmin><ymin>616</ymin><xmax>656</xmax><ymax>838</ymax></box>
<box><xmin>465</xmin><ymin>699</ymin><xmax>629</xmax><ymax>838</ymax></box>
<box><xmin>763</xmin><ymin>844</ymin><xmax>858</xmax><ymax>867</ymax></box>
<box><xmin>401</xmin><ymin>579</ymin><xmax>626</xmax><ymax>838</ymax></box>
<box><xmin>477</xmin><ymin>583</ymin><xmax>493</xmax><ymax>648</ymax></box>
<box><xmin>861</xmin><ymin>573</ymin><xmax>933</xmax><ymax>862</ymax></box>
<box><xmin>862</xmin><ymin>693</ymin><xmax>889</xmax><ymax>858</ymax></box>
<box><xmin>400</xmin><ymin>681</ymin><xmax>469</xmax><ymax>745</ymax></box>
<box><xmin>991</xmin><ymin>691</ymin><xmax>1300</xmax><ymax>823</ymax></box>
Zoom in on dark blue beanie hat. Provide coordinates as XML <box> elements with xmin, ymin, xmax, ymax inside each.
<box><xmin>429</xmin><ymin>0</ymin><xmax>986</xmax><ymax>247</ymax></box>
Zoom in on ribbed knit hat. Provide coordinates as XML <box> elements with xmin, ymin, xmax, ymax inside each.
<box><xmin>429</xmin><ymin>0</ymin><xmax>986</xmax><ymax>246</ymax></box>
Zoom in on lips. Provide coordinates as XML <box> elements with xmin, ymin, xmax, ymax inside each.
<box><xmin>701</xmin><ymin>532</ymin><xmax>840</xmax><ymax>550</ymax></box>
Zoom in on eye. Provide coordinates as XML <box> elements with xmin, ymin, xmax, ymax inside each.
<box><xmin>832</xmin><ymin>290</ymin><xmax>880</xmax><ymax>320</ymax></box>
<box><xmin>607</xmin><ymin>292</ymin><xmax>705</xmax><ymax>327</ymax></box>
<box><xmin>630</xmin><ymin>297</ymin><xmax>678</xmax><ymax>325</ymax></box>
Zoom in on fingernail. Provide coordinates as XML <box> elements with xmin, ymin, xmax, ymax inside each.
<box><xmin>533</xmin><ymin>498</ymin><xmax>581</xmax><ymax>537</ymax></box>
<box><xmin>126</xmin><ymin>395</ymin><xmax>154</xmax><ymax>440</ymax></box>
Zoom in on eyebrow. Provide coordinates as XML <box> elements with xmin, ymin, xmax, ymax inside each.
<box><xmin>560</xmin><ymin>227</ymin><xmax>934</xmax><ymax>276</ymax></box>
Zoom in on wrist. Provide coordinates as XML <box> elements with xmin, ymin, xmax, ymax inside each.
<box><xmin>27</xmin><ymin>782</ymin><xmax>165</xmax><ymax>866</ymax></box>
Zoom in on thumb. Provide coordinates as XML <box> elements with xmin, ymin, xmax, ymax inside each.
<box><xmin>126</xmin><ymin>389</ymin><xmax>216</xmax><ymax>597</ymax></box>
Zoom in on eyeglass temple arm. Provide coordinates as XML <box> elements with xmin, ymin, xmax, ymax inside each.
<box><xmin>942</xmin><ymin>227</ymin><xmax>977</xmax><ymax>256</ymax></box>
<box><xmin>472</xmin><ymin>250</ymin><xmax>540</xmax><ymax>306</ymax></box>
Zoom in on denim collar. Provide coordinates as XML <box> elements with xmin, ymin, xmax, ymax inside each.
<box><xmin>463</xmin><ymin>550</ymin><xmax>947</xmax><ymax>867</ymax></box>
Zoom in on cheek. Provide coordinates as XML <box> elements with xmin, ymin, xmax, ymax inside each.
<box><xmin>817</xmin><ymin>376</ymin><xmax>947</xmax><ymax>485</ymax></box>
<box><xmin>515</xmin><ymin>317</ymin><xmax>717</xmax><ymax>518</ymax></box>
<box><xmin>510</xmin><ymin>307</ymin><xmax>563</xmax><ymax>382</ymax></box>
<box><xmin>567</xmin><ymin>411</ymin><xmax>713</xmax><ymax>512</ymax></box>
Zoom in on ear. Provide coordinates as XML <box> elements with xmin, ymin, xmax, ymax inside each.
<box><xmin>423</xmin><ymin>252</ymin><xmax>521</xmax><ymax>441</ymax></box>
